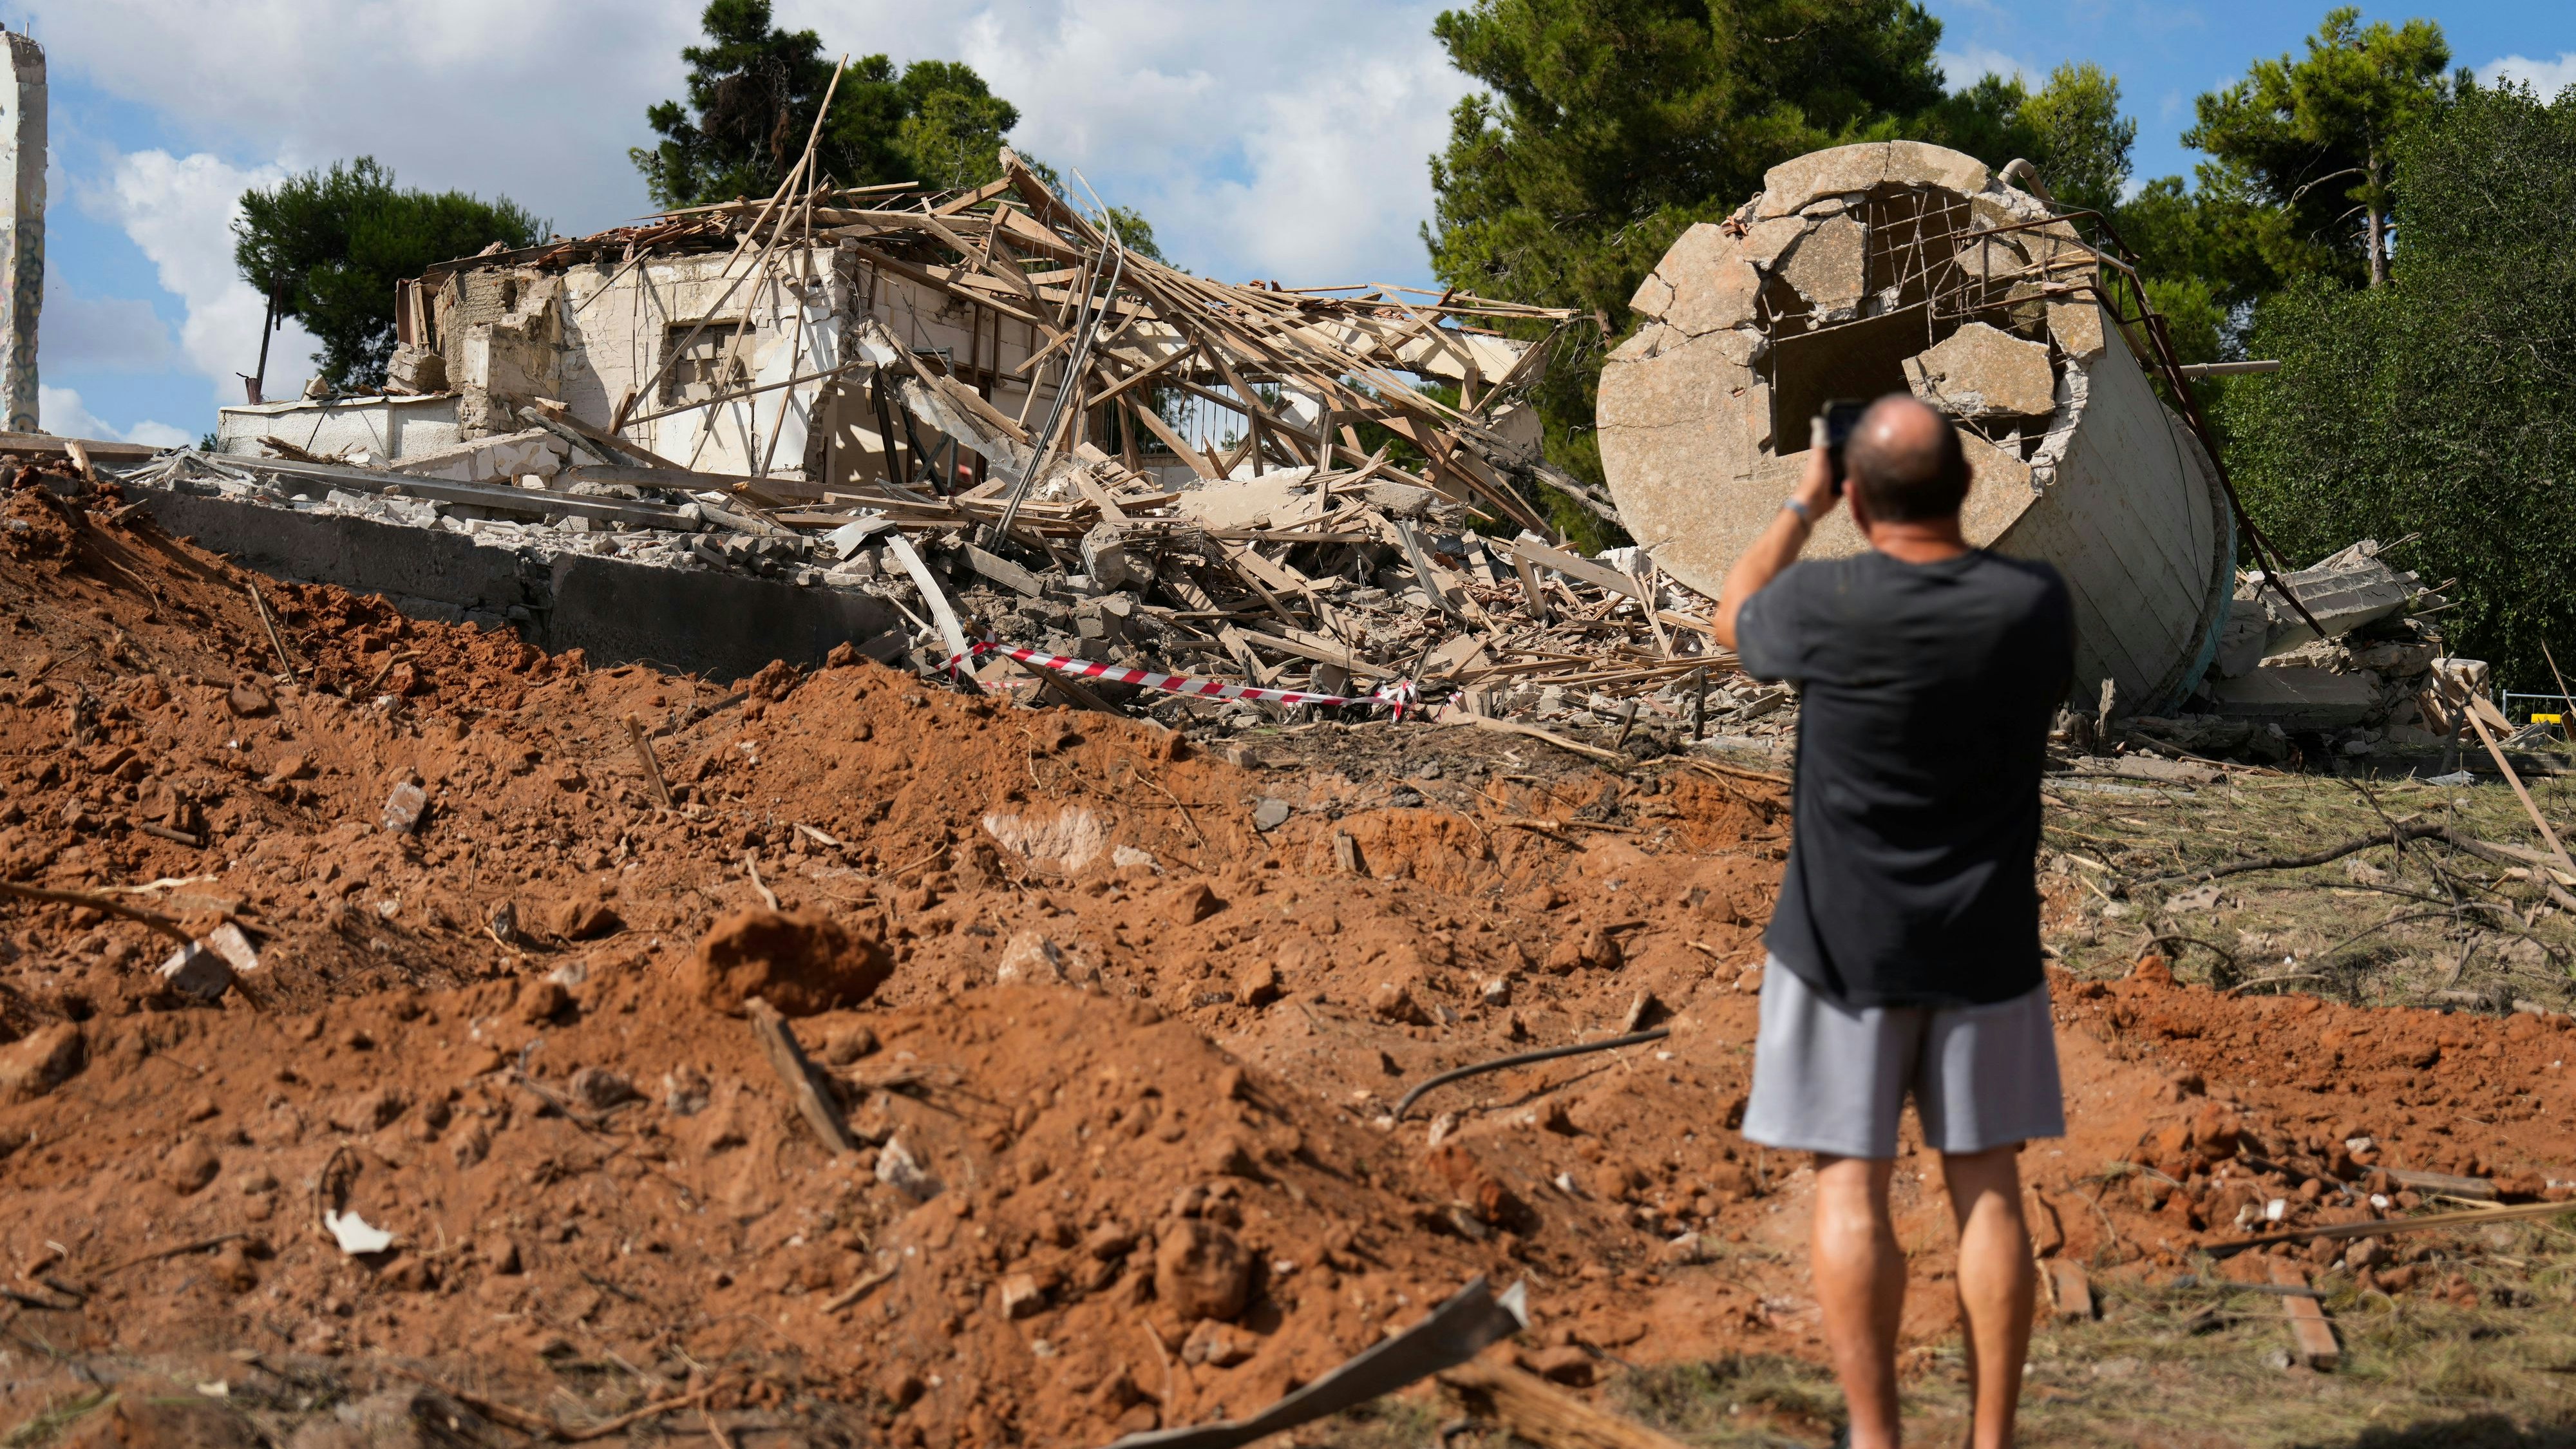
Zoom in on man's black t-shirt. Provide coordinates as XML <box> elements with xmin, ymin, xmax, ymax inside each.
<box><xmin>1734</xmin><ymin>548</ymin><xmax>2073</xmax><ymax>1009</ymax></box>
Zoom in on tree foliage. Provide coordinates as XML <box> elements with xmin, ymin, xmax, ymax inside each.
<box><xmin>2011</xmin><ymin>62</ymin><xmax>2136</xmax><ymax>222</ymax></box>
<box><xmin>631</xmin><ymin>0</ymin><xmax>1028</xmax><ymax>207</ymax></box>
<box><xmin>1424</xmin><ymin>0</ymin><xmax>1967</xmax><ymax>541</ymax></box>
<box><xmin>2183</xmin><ymin>6</ymin><xmax>2451</xmax><ymax>289</ymax></box>
<box><xmin>2217</xmin><ymin>79</ymin><xmax>2576</xmax><ymax>688</ymax></box>
<box><xmin>1421</xmin><ymin>4</ymin><xmax>2157</xmax><ymax>540</ymax></box>
<box><xmin>233</xmin><ymin>157</ymin><xmax>544</xmax><ymax>390</ymax></box>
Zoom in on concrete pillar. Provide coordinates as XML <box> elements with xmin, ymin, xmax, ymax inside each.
<box><xmin>0</xmin><ymin>32</ymin><xmax>41</xmax><ymax>435</ymax></box>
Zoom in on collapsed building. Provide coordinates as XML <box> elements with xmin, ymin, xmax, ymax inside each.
<box><xmin>128</xmin><ymin>152</ymin><xmax>1752</xmax><ymax>738</ymax></box>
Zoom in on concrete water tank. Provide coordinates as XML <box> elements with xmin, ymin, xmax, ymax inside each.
<box><xmin>1596</xmin><ymin>141</ymin><xmax>2233</xmax><ymax>712</ymax></box>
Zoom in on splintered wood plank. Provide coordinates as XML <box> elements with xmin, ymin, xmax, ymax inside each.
<box><xmin>2269</xmin><ymin>1258</ymin><xmax>2340</xmax><ymax>1370</ymax></box>
<box><xmin>746</xmin><ymin>998</ymin><xmax>856</xmax><ymax>1155</ymax></box>
<box><xmin>1437</xmin><ymin>1362</ymin><xmax>1692</xmax><ymax>1449</ymax></box>
<box><xmin>2045</xmin><ymin>1258</ymin><xmax>2094</xmax><ymax>1321</ymax></box>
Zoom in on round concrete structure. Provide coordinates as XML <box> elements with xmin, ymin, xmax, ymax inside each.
<box><xmin>1598</xmin><ymin>140</ymin><xmax>2232</xmax><ymax>711</ymax></box>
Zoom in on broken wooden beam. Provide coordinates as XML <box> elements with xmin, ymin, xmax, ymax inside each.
<box><xmin>2043</xmin><ymin>1258</ymin><xmax>2094</xmax><ymax>1321</ymax></box>
<box><xmin>2269</xmin><ymin>1258</ymin><xmax>2340</xmax><ymax>1370</ymax></box>
<box><xmin>746</xmin><ymin>998</ymin><xmax>857</xmax><ymax>1154</ymax></box>
<box><xmin>1436</xmin><ymin>1360</ymin><xmax>1692</xmax><ymax>1449</ymax></box>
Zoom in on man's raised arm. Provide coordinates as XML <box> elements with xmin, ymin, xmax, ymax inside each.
<box><xmin>1714</xmin><ymin>442</ymin><xmax>1841</xmax><ymax>649</ymax></box>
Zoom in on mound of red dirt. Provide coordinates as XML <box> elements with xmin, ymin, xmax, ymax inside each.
<box><xmin>2</xmin><ymin>462</ymin><xmax>2573</xmax><ymax>1443</ymax></box>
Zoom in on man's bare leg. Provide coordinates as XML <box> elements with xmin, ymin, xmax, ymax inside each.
<box><xmin>1939</xmin><ymin>1145</ymin><xmax>2034</xmax><ymax>1449</ymax></box>
<box><xmin>1812</xmin><ymin>1153</ymin><xmax>1904</xmax><ymax>1449</ymax></box>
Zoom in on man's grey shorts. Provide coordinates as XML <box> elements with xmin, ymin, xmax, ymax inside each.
<box><xmin>1742</xmin><ymin>957</ymin><xmax>2065</xmax><ymax>1159</ymax></box>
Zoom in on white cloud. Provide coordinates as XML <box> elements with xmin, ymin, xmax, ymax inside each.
<box><xmin>39</xmin><ymin>274</ymin><xmax>177</xmax><ymax>374</ymax></box>
<box><xmin>78</xmin><ymin>148</ymin><xmax>319</xmax><ymax>406</ymax></box>
<box><xmin>1197</xmin><ymin>47</ymin><xmax>1472</xmax><ymax>282</ymax></box>
<box><xmin>935</xmin><ymin>1</ymin><xmax>1472</xmax><ymax>282</ymax></box>
<box><xmin>2483</xmin><ymin>53</ymin><xmax>2576</xmax><ymax>99</ymax></box>
<box><xmin>1939</xmin><ymin>43</ymin><xmax>2039</xmax><ymax>91</ymax></box>
<box><xmin>31</xmin><ymin>0</ymin><xmax>695</xmax><ymax>236</ymax></box>
<box><xmin>37</xmin><ymin>383</ymin><xmax>191</xmax><ymax>447</ymax></box>
<box><xmin>35</xmin><ymin>0</ymin><xmax>1470</xmax><ymax>285</ymax></box>
<box><xmin>34</xmin><ymin>0</ymin><xmax>1489</xmax><ymax>425</ymax></box>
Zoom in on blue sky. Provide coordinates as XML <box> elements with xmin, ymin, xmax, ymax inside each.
<box><xmin>23</xmin><ymin>1</ymin><xmax>2576</xmax><ymax>448</ymax></box>
<box><xmin>1925</xmin><ymin>0</ymin><xmax>2576</xmax><ymax>187</ymax></box>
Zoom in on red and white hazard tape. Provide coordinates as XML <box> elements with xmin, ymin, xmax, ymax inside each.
<box><xmin>944</xmin><ymin>639</ymin><xmax>1419</xmax><ymax>713</ymax></box>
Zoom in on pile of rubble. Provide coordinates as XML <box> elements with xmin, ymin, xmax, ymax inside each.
<box><xmin>113</xmin><ymin>151</ymin><xmax>1767</xmax><ymax>753</ymax></box>
<box><xmin>2066</xmin><ymin>539</ymin><xmax>2466</xmax><ymax>769</ymax></box>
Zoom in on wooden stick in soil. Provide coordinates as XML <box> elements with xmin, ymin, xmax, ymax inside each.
<box><xmin>623</xmin><ymin>713</ymin><xmax>673</xmax><ymax>809</ymax></box>
<box><xmin>2463</xmin><ymin>708</ymin><xmax>2576</xmax><ymax>880</ymax></box>
<box><xmin>2544</xmin><ymin>639</ymin><xmax>2576</xmax><ymax>744</ymax></box>
<box><xmin>1436</xmin><ymin>1361</ymin><xmax>1690</xmax><ymax>1449</ymax></box>
<box><xmin>244</xmin><ymin>580</ymin><xmax>299</xmax><ymax>683</ymax></box>
<box><xmin>2204</xmin><ymin>1196</ymin><xmax>2576</xmax><ymax>1258</ymax></box>
<box><xmin>0</xmin><ymin>881</ymin><xmax>191</xmax><ymax>943</ymax></box>
<box><xmin>745</xmin><ymin>997</ymin><xmax>856</xmax><ymax>1154</ymax></box>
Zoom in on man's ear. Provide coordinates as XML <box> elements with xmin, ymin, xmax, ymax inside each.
<box><xmin>1846</xmin><ymin>481</ymin><xmax>1873</xmax><ymax>534</ymax></box>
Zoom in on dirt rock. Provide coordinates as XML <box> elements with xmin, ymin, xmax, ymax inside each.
<box><xmin>1425</xmin><ymin>1142</ymin><xmax>1527</xmax><ymax>1228</ymax></box>
<box><xmin>567</xmin><ymin>1066</ymin><xmax>639</xmax><ymax>1112</ymax></box>
<box><xmin>1154</xmin><ymin>1218</ymin><xmax>1252</xmax><ymax>1323</ymax></box>
<box><xmin>1235</xmin><ymin>961</ymin><xmax>1282</xmax><ymax>1007</ymax></box>
<box><xmin>822</xmin><ymin>1023</ymin><xmax>880</xmax><ymax>1065</ymax></box>
<box><xmin>549</xmin><ymin>892</ymin><xmax>623</xmax><ymax>940</ymax></box>
<box><xmin>163</xmin><ymin>1135</ymin><xmax>220</xmax><ymax>1195</ymax></box>
<box><xmin>1522</xmin><ymin>1343</ymin><xmax>1597</xmax><ymax>1386</ymax></box>
<box><xmin>1367</xmin><ymin>979</ymin><xmax>1428</xmax><ymax>1025</ymax></box>
<box><xmin>1181</xmin><ymin>1318</ymin><xmax>1255</xmax><ymax>1367</ymax></box>
<box><xmin>515</xmin><ymin>979</ymin><xmax>571</xmax><ymax>1025</ymax></box>
<box><xmin>1544</xmin><ymin>925</ymin><xmax>1621</xmax><ymax>974</ymax></box>
<box><xmin>0</xmin><ymin>1023</ymin><xmax>85</xmax><ymax>1103</ymax></box>
<box><xmin>1165</xmin><ymin>881</ymin><xmax>1224</xmax><ymax>925</ymax></box>
<box><xmin>996</xmin><ymin>931</ymin><xmax>1068</xmax><ymax>984</ymax></box>
<box><xmin>682</xmin><ymin>909</ymin><xmax>891</xmax><ymax>1016</ymax></box>
<box><xmin>1000</xmin><ymin>1272</ymin><xmax>1046</xmax><ymax>1319</ymax></box>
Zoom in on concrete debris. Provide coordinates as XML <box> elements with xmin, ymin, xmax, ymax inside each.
<box><xmin>2204</xmin><ymin>667</ymin><xmax>2384</xmax><ymax>732</ymax></box>
<box><xmin>2240</xmin><ymin>541</ymin><xmax>2429</xmax><ymax>658</ymax></box>
<box><xmin>323</xmin><ymin>1208</ymin><xmax>395</xmax><ymax>1256</ymax></box>
<box><xmin>1902</xmin><ymin>322</ymin><xmax>2058</xmax><ymax>419</ymax></box>
<box><xmin>1599</xmin><ymin>138</ymin><xmax>2234</xmax><ymax>717</ymax></box>
<box><xmin>157</xmin><ymin>938</ymin><xmax>233</xmax><ymax>1000</ymax></box>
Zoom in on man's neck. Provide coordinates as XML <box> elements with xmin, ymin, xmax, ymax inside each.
<box><xmin>1865</xmin><ymin>520</ymin><xmax>1971</xmax><ymax>565</ymax></box>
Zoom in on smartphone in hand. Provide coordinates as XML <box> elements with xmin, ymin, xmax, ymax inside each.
<box><xmin>1811</xmin><ymin>399</ymin><xmax>1868</xmax><ymax>498</ymax></box>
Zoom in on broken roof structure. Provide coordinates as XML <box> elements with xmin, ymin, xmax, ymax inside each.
<box><xmin>1598</xmin><ymin>140</ymin><xmax>2271</xmax><ymax>714</ymax></box>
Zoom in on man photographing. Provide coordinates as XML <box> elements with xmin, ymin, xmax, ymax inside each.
<box><xmin>1712</xmin><ymin>395</ymin><xmax>2073</xmax><ymax>1449</ymax></box>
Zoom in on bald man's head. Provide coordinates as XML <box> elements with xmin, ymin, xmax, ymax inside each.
<box><xmin>1845</xmin><ymin>395</ymin><xmax>1971</xmax><ymax>524</ymax></box>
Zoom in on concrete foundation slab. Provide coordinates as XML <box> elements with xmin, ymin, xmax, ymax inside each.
<box><xmin>135</xmin><ymin>488</ymin><xmax>902</xmax><ymax>683</ymax></box>
<box><xmin>2206</xmin><ymin>666</ymin><xmax>2380</xmax><ymax>730</ymax></box>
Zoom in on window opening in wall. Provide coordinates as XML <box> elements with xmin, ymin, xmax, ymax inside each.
<box><xmin>662</xmin><ymin>324</ymin><xmax>752</xmax><ymax>406</ymax></box>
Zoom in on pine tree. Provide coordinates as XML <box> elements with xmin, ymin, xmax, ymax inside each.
<box><xmin>630</xmin><ymin>0</ymin><xmax>1040</xmax><ymax>207</ymax></box>
<box><xmin>2184</xmin><ymin>6</ymin><xmax>2452</xmax><ymax>289</ymax></box>
<box><xmin>233</xmin><ymin>158</ymin><xmax>544</xmax><ymax>391</ymax></box>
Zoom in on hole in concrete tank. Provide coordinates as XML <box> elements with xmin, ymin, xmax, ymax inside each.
<box><xmin>1765</xmin><ymin>307</ymin><xmax>1936</xmax><ymax>454</ymax></box>
<box><xmin>1761</xmin><ymin>180</ymin><xmax>2076</xmax><ymax>459</ymax></box>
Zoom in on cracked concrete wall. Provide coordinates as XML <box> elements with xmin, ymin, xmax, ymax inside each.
<box><xmin>1596</xmin><ymin>139</ymin><xmax>2231</xmax><ymax>710</ymax></box>
<box><xmin>425</xmin><ymin>245</ymin><xmax>1051</xmax><ymax>487</ymax></box>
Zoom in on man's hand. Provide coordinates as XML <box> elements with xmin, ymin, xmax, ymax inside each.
<box><xmin>1714</xmin><ymin>447</ymin><xmax>1842</xmax><ymax>649</ymax></box>
<box><xmin>1794</xmin><ymin>442</ymin><xmax>1844</xmax><ymax>520</ymax></box>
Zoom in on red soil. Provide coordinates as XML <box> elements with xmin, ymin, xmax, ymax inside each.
<box><xmin>0</xmin><ymin>464</ymin><xmax>2567</xmax><ymax>1444</ymax></box>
